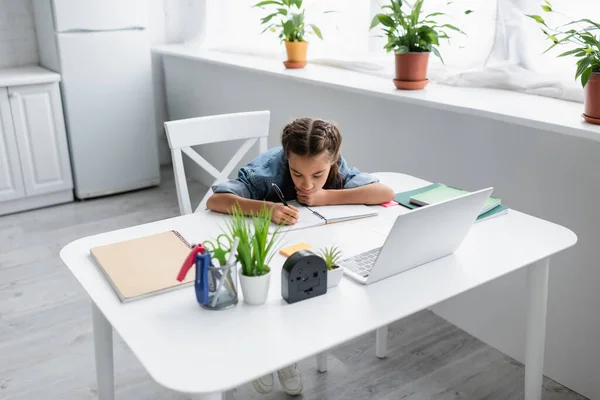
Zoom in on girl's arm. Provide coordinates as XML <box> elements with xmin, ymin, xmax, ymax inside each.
<box><xmin>297</xmin><ymin>183</ymin><xmax>395</xmax><ymax>206</ymax></box>
<box><xmin>206</xmin><ymin>193</ymin><xmax>299</xmax><ymax>225</ymax></box>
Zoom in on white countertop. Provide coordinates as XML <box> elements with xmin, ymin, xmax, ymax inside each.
<box><xmin>0</xmin><ymin>65</ymin><xmax>61</xmax><ymax>87</ymax></box>
<box><xmin>154</xmin><ymin>44</ymin><xmax>600</xmax><ymax>143</ymax></box>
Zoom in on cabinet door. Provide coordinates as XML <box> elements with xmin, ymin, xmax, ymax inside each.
<box><xmin>0</xmin><ymin>88</ymin><xmax>26</xmax><ymax>202</ymax></box>
<box><xmin>9</xmin><ymin>83</ymin><xmax>73</xmax><ymax>196</ymax></box>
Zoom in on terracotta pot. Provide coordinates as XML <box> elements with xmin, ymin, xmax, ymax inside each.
<box><xmin>395</xmin><ymin>52</ymin><xmax>430</xmax><ymax>81</ymax></box>
<box><xmin>393</xmin><ymin>52</ymin><xmax>430</xmax><ymax>90</ymax></box>
<box><xmin>284</xmin><ymin>40</ymin><xmax>308</xmax><ymax>69</ymax></box>
<box><xmin>583</xmin><ymin>73</ymin><xmax>600</xmax><ymax>124</ymax></box>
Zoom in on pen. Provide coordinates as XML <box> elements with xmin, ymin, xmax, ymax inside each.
<box><xmin>271</xmin><ymin>183</ymin><xmax>289</xmax><ymax>207</ymax></box>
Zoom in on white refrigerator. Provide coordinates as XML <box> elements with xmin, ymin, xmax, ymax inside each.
<box><xmin>32</xmin><ymin>0</ymin><xmax>160</xmax><ymax>199</ymax></box>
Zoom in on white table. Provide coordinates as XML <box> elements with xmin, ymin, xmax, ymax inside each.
<box><xmin>60</xmin><ymin>173</ymin><xmax>577</xmax><ymax>400</ymax></box>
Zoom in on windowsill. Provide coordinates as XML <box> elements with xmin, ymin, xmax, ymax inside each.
<box><xmin>154</xmin><ymin>44</ymin><xmax>600</xmax><ymax>143</ymax></box>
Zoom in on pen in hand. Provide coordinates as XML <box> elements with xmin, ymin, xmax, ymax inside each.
<box><xmin>271</xmin><ymin>183</ymin><xmax>289</xmax><ymax>207</ymax></box>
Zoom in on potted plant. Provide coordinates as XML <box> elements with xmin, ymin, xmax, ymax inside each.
<box><xmin>254</xmin><ymin>0</ymin><xmax>323</xmax><ymax>69</ymax></box>
<box><xmin>319</xmin><ymin>245</ymin><xmax>343</xmax><ymax>288</ymax></box>
<box><xmin>370</xmin><ymin>0</ymin><xmax>471</xmax><ymax>90</ymax></box>
<box><xmin>527</xmin><ymin>1</ymin><xmax>600</xmax><ymax>124</ymax></box>
<box><xmin>226</xmin><ymin>202</ymin><xmax>284</xmax><ymax>305</ymax></box>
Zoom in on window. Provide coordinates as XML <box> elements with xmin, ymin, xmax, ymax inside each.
<box><xmin>198</xmin><ymin>0</ymin><xmax>596</xmax><ymax>102</ymax></box>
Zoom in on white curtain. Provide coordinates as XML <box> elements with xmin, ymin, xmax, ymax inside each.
<box><xmin>187</xmin><ymin>0</ymin><xmax>597</xmax><ymax>103</ymax></box>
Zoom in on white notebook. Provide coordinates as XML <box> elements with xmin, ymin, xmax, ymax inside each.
<box><xmin>271</xmin><ymin>201</ymin><xmax>378</xmax><ymax>232</ymax></box>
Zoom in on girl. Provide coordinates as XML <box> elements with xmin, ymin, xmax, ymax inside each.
<box><xmin>206</xmin><ymin>117</ymin><xmax>394</xmax><ymax>396</ymax></box>
<box><xmin>207</xmin><ymin>117</ymin><xmax>395</xmax><ymax>226</ymax></box>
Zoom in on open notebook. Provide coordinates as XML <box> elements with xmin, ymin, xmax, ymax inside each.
<box><xmin>89</xmin><ymin>230</ymin><xmax>194</xmax><ymax>303</ymax></box>
<box><xmin>270</xmin><ymin>201</ymin><xmax>379</xmax><ymax>232</ymax></box>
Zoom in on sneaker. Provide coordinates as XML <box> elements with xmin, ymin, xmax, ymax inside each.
<box><xmin>277</xmin><ymin>364</ymin><xmax>303</xmax><ymax>396</ymax></box>
<box><xmin>252</xmin><ymin>372</ymin><xmax>274</xmax><ymax>394</ymax></box>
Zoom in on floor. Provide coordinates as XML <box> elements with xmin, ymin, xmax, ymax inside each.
<box><xmin>0</xmin><ymin>167</ymin><xmax>587</xmax><ymax>400</ymax></box>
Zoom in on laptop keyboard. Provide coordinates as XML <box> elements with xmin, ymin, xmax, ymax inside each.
<box><xmin>340</xmin><ymin>247</ymin><xmax>382</xmax><ymax>278</ymax></box>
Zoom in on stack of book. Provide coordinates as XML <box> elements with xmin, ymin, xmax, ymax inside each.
<box><xmin>394</xmin><ymin>183</ymin><xmax>508</xmax><ymax>222</ymax></box>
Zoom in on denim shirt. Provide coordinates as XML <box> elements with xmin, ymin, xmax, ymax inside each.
<box><xmin>212</xmin><ymin>147</ymin><xmax>378</xmax><ymax>202</ymax></box>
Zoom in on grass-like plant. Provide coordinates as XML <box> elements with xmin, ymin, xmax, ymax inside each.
<box><xmin>318</xmin><ymin>245</ymin><xmax>342</xmax><ymax>271</ymax></box>
<box><xmin>527</xmin><ymin>0</ymin><xmax>600</xmax><ymax>87</ymax></box>
<box><xmin>226</xmin><ymin>202</ymin><xmax>284</xmax><ymax>277</ymax></box>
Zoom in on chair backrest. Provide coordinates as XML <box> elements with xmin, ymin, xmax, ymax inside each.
<box><xmin>164</xmin><ymin>111</ymin><xmax>270</xmax><ymax>215</ymax></box>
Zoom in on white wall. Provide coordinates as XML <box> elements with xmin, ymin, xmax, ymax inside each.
<box><xmin>162</xmin><ymin>55</ymin><xmax>600</xmax><ymax>399</ymax></box>
<box><xmin>150</xmin><ymin>0</ymin><xmax>205</xmax><ymax>165</ymax></box>
<box><xmin>0</xmin><ymin>0</ymin><xmax>38</xmax><ymax>68</ymax></box>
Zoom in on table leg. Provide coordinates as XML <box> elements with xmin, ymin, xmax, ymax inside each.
<box><xmin>92</xmin><ymin>302</ymin><xmax>114</xmax><ymax>400</ymax></box>
<box><xmin>316</xmin><ymin>352</ymin><xmax>328</xmax><ymax>373</ymax></box>
<box><xmin>525</xmin><ymin>258</ymin><xmax>549</xmax><ymax>400</ymax></box>
<box><xmin>376</xmin><ymin>325</ymin><xmax>388</xmax><ymax>359</ymax></box>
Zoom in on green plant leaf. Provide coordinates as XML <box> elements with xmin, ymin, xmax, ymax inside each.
<box><xmin>395</xmin><ymin>45</ymin><xmax>409</xmax><ymax>54</ymax></box>
<box><xmin>424</xmin><ymin>12</ymin><xmax>445</xmax><ymax>19</ymax></box>
<box><xmin>432</xmin><ymin>46</ymin><xmax>444</xmax><ymax>63</ymax></box>
<box><xmin>441</xmin><ymin>23</ymin><xmax>462</xmax><ymax>32</ymax></box>
<box><xmin>377</xmin><ymin>14</ymin><xmax>396</xmax><ymax>28</ymax></box>
<box><xmin>370</xmin><ymin>14</ymin><xmax>382</xmax><ymax>29</ymax></box>
<box><xmin>581</xmin><ymin>32</ymin><xmax>599</xmax><ymax>46</ymax></box>
<box><xmin>260</xmin><ymin>24</ymin><xmax>275</xmax><ymax>34</ymax></box>
<box><xmin>576</xmin><ymin>56</ymin><xmax>592</xmax><ymax>79</ymax></box>
<box><xmin>254</xmin><ymin>0</ymin><xmax>283</xmax><ymax>7</ymax></box>
<box><xmin>558</xmin><ymin>48</ymin><xmax>585</xmax><ymax>57</ymax></box>
<box><xmin>292</xmin><ymin>0</ymin><xmax>302</xmax><ymax>9</ymax></box>
<box><xmin>464</xmin><ymin>9</ymin><xmax>473</xmax><ymax>15</ymax></box>
<box><xmin>310</xmin><ymin>24</ymin><xmax>323</xmax><ymax>39</ymax></box>
<box><xmin>261</xmin><ymin>12</ymin><xmax>279</xmax><ymax>24</ymax></box>
<box><xmin>562</xmin><ymin>19</ymin><xmax>600</xmax><ymax>31</ymax></box>
<box><xmin>283</xmin><ymin>19</ymin><xmax>295</xmax><ymax>39</ymax></box>
<box><xmin>543</xmin><ymin>42</ymin><xmax>558</xmax><ymax>54</ymax></box>
<box><xmin>526</xmin><ymin>14</ymin><xmax>547</xmax><ymax>26</ymax></box>
<box><xmin>411</xmin><ymin>0</ymin><xmax>424</xmax><ymax>26</ymax></box>
<box><xmin>277</xmin><ymin>8</ymin><xmax>288</xmax><ymax>15</ymax></box>
<box><xmin>281</xmin><ymin>0</ymin><xmax>290</xmax><ymax>6</ymax></box>
<box><xmin>541</xmin><ymin>5</ymin><xmax>552</xmax><ymax>12</ymax></box>
<box><xmin>581</xmin><ymin>67</ymin><xmax>593</xmax><ymax>87</ymax></box>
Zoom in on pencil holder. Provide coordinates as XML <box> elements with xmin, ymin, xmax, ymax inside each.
<box><xmin>194</xmin><ymin>251</ymin><xmax>239</xmax><ymax>310</ymax></box>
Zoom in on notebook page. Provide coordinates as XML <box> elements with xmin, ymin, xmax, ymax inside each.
<box><xmin>269</xmin><ymin>201</ymin><xmax>325</xmax><ymax>232</ymax></box>
<box><xmin>307</xmin><ymin>204</ymin><xmax>378</xmax><ymax>223</ymax></box>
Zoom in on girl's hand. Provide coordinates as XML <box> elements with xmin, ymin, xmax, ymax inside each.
<box><xmin>271</xmin><ymin>203</ymin><xmax>299</xmax><ymax>225</ymax></box>
<box><xmin>296</xmin><ymin>189</ymin><xmax>330</xmax><ymax>206</ymax></box>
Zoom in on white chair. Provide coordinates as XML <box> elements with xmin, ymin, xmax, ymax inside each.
<box><xmin>164</xmin><ymin>110</ymin><xmax>270</xmax><ymax>215</ymax></box>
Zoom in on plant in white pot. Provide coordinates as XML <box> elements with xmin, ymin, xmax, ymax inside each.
<box><xmin>319</xmin><ymin>245</ymin><xmax>343</xmax><ymax>288</ymax></box>
<box><xmin>527</xmin><ymin>1</ymin><xmax>600</xmax><ymax>124</ymax></box>
<box><xmin>226</xmin><ymin>203</ymin><xmax>283</xmax><ymax>305</ymax></box>
<box><xmin>253</xmin><ymin>0</ymin><xmax>324</xmax><ymax>69</ymax></box>
<box><xmin>370</xmin><ymin>0</ymin><xmax>471</xmax><ymax>90</ymax></box>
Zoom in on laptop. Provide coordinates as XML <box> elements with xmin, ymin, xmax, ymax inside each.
<box><xmin>339</xmin><ymin>187</ymin><xmax>494</xmax><ymax>285</ymax></box>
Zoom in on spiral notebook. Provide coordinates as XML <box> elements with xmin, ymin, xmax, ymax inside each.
<box><xmin>89</xmin><ymin>230</ymin><xmax>194</xmax><ymax>303</ymax></box>
<box><xmin>271</xmin><ymin>201</ymin><xmax>379</xmax><ymax>232</ymax></box>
